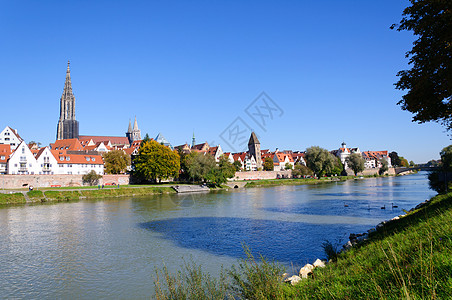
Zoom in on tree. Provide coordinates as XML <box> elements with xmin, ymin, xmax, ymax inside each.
<box><xmin>205</xmin><ymin>157</ymin><xmax>236</xmax><ymax>186</ymax></box>
<box><xmin>292</xmin><ymin>164</ymin><xmax>313</xmax><ymax>178</ymax></box>
<box><xmin>132</xmin><ymin>140</ymin><xmax>180</xmax><ymax>183</ymax></box>
<box><xmin>102</xmin><ymin>150</ymin><xmax>131</xmax><ymax>174</ymax></box>
<box><xmin>391</xmin><ymin>1</ymin><xmax>452</xmax><ymax>131</ymax></box>
<box><xmin>379</xmin><ymin>158</ymin><xmax>389</xmax><ymax>175</ymax></box>
<box><xmin>345</xmin><ymin>153</ymin><xmax>365</xmax><ymax>176</ymax></box>
<box><xmin>284</xmin><ymin>163</ymin><xmax>293</xmax><ymax>170</ymax></box>
<box><xmin>399</xmin><ymin>156</ymin><xmax>410</xmax><ymax>168</ymax></box>
<box><xmin>232</xmin><ymin>160</ymin><xmax>243</xmax><ymax>172</ymax></box>
<box><xmin>263</xmin><ymin>156</ymin><xmax>274</xmax><ymax>171</ymax></box>
<box><xmin>428</xmin><ymin>145</ymin><xmax>452</xmax><ymax>193</ymax></box>
<box><xmin>82</xmin><ymin>170</ymin><xmax>102</xmax><ymax>186</ymax></box>
<box><xmin>305</xmin><ymin>146</ymin><xmax>337</xmax><ymax>177</ymax></box>
<box><xmin>185</xmin><ymin>152</ymin><xmax>216</xmax><ymax>182</ymax></box>
<box><xmin>330</xmin><ymin>157</ymin><xmax>344</xmax><ymax>176</ymax></box>
<box><xmin>409</xmin><ymin>160</ymin><xmax>415</xmax><ymax>167</ymax></box>
<box><xmin>389</xmin><ymin>151</ymin><xmax>401</xmax><ymax>167</ymax></box>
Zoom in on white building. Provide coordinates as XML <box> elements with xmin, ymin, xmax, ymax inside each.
<box><xmin>35</xmin><ymin>147</ymin><xmax>59</xmax><ymax>175</ymax></box>
<box><xmin>51</xmin><ymin>150</ymin><xmax>104</xmax><ymax>175</ymax></box>
<box><xmin>7</xmin><ymin>141</ymin><xmax>39</xmax><ymax>174</ymax></box>
<box><xmin>0</xmin><ymin>126</ymin><xmax>23</xmax><ymax>150</ymax></box>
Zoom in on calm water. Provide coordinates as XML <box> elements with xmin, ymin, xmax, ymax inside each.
<box><xmin>0</xmin><ymin>173</ymin><xmax>434</xmax><ymax>298</ymax></box>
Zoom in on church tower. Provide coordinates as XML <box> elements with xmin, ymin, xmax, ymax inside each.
<box><xmin>248</xmin><ymin>132</ymin><xmax>262</xmax><ymax>169</ymax></box>
<box><xmin>126</xmin><ymin>116</ymin><xmax>141</xmax><ymax>144</ymax></box>
<box><xmin>56</xmin><ymin>61</ymin><xmax>79</xmax><ymax>140</ymax></box>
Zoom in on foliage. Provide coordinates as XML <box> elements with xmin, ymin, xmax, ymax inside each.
<box><xmin>391</xmin><ymin>0</ymin><xmax>452</xmax><ymax>131</ymax></box>
<box><xmin>154</xmin><ymin>260</ymin><xmax>230</xmax><ymax>300</ymax></box>
<box><xmin>263</xmin><ymin>156</ymin><xmax>274</xmax><ymax>171</ymax></box>
<box><xmin>102</xmin><ymin>150</ymin><xmax>131</xmax><ymax>174</ymax></box>
<box><xmin>379</xmin><ymin>158</ymin><xmax>389</xmax><ymax>175</ymax></box>
<box><xmin>228</xmin><ymin>247</ymin><xmax>286</xmax><ymax>299</ymax></box>
<box><xmin>305</xmin><ymin>146</ymin><xmax>337</xmax><ymax>177</ymax></box>
<box><xmin>185</xmin><ymin>152</ymin><xmax>216</xmax><ymax>182</ymax></box>
<box><xmin>133</xmin><ymin>140</ymin><xmax>180</xmax><ymax>183</ymax></box>
<box><xmin>321</xmin><ymin>240</ymin><xmax>339</xmax><ymax>262</ymax></box>
<box><xmin>142</xmin><ymin>133</ymin><xmax>151</xmax><ymax>144</ymax></box>
<box><xmin>429</xmin><ymin>145</ymin><xmax>452</xmax><ymax>193</ymax></box>
<box><xmin>44</xmin><ymin>191</ymin><xmax>81</xmax><ymax>201</ymax></box>
<box><xmin>409</xmin><ymin>160</ymin><xmax>415</xmax><ymax>167</ymax></box>
<box><xmin>232</xmin><ymin>160</ymin><xmax>243</xmax><ymax>172</ymax></box>
<box><xmin>292</xmin><ymin>164</ymin><xmax>313</xmax><ymax>178</ymax></box>
<box><xmin>82</xmin><ymin>170</ymin><xmax>102</xmax><ymax>186</ymax></box>
<box><xmin>389</xmin><ymin>151</ymin><xmax>401</xmax><ymax>167</ymax></box>
<box><xmin>329</xmin><ymin>157</ymin><xmax>344</xmax><ymax>176</ymax></box>
<box><xmin>205</xmin><ymin>157</ymin><xmax>236</xmax><ymax>186</ymax></box>
<box><xmin>27</xmin><ymin>190</ymin><xmax>44</xmax><ymax>201</ymax></box>
<box><xmin>345</xmin><ymin>153</ymin><xmax>365</xmax><ymax>176</ymax></box>
<box><xmin>284</xmin><ymin>163</ymin><xmax>293</xmax><ymax>170</ymax></box>
<box><xmin>399</xmin><ymin>156</ymin><xmax>409</xmax><ymax>167</ymax></box>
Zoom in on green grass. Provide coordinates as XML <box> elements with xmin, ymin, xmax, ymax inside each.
<box><xmin>44</xmin><ymin>190</ymin><xmax>81</xmax><ymax>201</ymax></box>
<box><xmin>0</xmin><ymin>192</ymin><xmax>26</xmax><ymax>204</ymax></box>
<box><xmin>27</xmin><ymin>190</ymin><xmax>45</xmax><ymax>202</ymax></box>
<box><xmin>153</xmin><ymin>192</ymin><xmax>452</xmax><ymax>299</ymax></box>
<box><xmin>80</xmin><ymin>186</ymin><xmax>175</xmax><ymax>199</ymax></box>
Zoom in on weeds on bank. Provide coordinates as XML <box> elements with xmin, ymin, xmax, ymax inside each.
<box><xmin>0</xmin><ymin>192</ymin><xmax>25</xmax><ymax>204</ymax></box>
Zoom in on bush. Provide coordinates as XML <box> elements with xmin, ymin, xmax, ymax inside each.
<box><xmin>82</xmin><ymin>170</ymin><xmax>102</xmax><ymax>186</ymax></box>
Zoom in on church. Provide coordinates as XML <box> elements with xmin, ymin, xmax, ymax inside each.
<box><xmin>56</xmin><ymin>62</ymin><xmax>141</xmax><ymax>147</ymax></box>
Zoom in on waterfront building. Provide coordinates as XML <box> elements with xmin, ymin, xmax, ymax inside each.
<box><xmin>248</xmin><ymin>132</ymin><xmax>262</xmax><ymax>170</ymax></box>
<box><xmin>56</xmin><ymin>61</ymin><xmax>79</xmax><ymax>140</ymax></box>
<box><xmin>207</xmin><ymin>145</ymin><xmax>223</xmax><ymax>162</ymax></box>
<box><xmin>51</xmin><ymin>149</ymin><xmax>104</xmax><ymax>175</ymax></box>
<box><xmin>0</xmin><ymin>144</ymin><xmax>11</xmax><ymax>174</ymax></box>
<box><xmin>331</xmin><ymin>142</ymin><xmax>361</xmax><ymax>168</ymax></box>
<box><xmin>35</xmin><ymin>147</ymin><xmax>59</xmax><ymax>175</ymax></box>
<box><xmin>0</xmin><ymin>126</ymin><xmax>23</xmax><ymax>150</ymax></box>
<box><xmin>362</xmin><ymin>151</ymin><xmax>392</xmax><ymax>169</ymax></box>
<box><xmin>7</xmin><ymin>141</ymin><xmax>39</xmax><ymax>175</ymax></box>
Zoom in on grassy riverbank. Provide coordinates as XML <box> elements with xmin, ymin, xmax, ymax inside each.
<box><xmin>154</xmin><ymin>192</ymin><xmax>452</xmax><ymax>299</ymax></box>
<box><xmin>0</xmin><ymin>186</ymin><xmax>176</xmax><ymax>204</ymax></box>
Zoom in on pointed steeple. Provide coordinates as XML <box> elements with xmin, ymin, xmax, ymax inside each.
<box><xmin>192</xmin><ymin>131</ymin><xmax>196</xmax><ymax>148</ymax></box>
<box><xmin>248</xmin><ymin>132</ymin><xmax>260</xmax><ymax>145</ymax></box>
<box><xmin>127</xmin><ymin>119</ymin><xmax>132</xmax><ymax>133</ymax></box>
<box><xmin>57</xmin><ymin>60</ymin><xmax>79</xmax><ymax>140</ymax></box>
<box><xmin>133</xmin><ymin>116</ymin><xmax>138</xmax><ymax>130</ymax></box>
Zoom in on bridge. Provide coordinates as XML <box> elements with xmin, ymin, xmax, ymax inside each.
<box><xmin>395</xmin><ymin>166</ymin><xmax>438</xmax><ymax>175</ymax></box>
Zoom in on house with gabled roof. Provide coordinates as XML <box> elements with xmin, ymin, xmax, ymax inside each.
<box><xmin>0</xmin><ymin>126</ymin><xmax>23</xmax><ymax>150</ymax></box>
<box><xmin>207</xmin><ymin>145</ymin><xmax>223</xmax><ymax>162</ymax></box>
<box><xmin>0</xmin><ymin>144</ymin><xmax>11</xmax><ymax>174</ymax></box>
<box><xmin>51</xmin><ymin>149</ymin><xmax>104</xmax><ymax>175</ymax></box>
<box><xmin>362</xmin><ymin>150</ymin><xmax>392</xmax><ymax>169</ymax></box>
<box><xmin>50</xmin><ymin>138</ymin><xmax>84</xmax><ymax>151</ymax></box>
<box><xmin>35</xmin><ymin>147</ymin><xmax>59</xmax><ymax>175</ymax></box>
<box><xmin>7</xmin><ymin>141</ymin><xmax>39</xmax><ymax>175</ymax></box>
<box><xmin>192</xmin><ymin>142</ymin><xmax>210</xmax><ymax>152</ymax></box>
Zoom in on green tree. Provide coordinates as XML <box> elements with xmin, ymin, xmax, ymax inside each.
<box><xmin>284</xmin><ymin>163</ymin><xmax>293</xmax><ymax>170</ymax></box>
<box><xmin>305</xmin><ymin>146</ymin><xmax>337</xmax><ymax>177</ymax></box>
<box><xmin>399</xmin><ymin>156</ymin><xmax>410</xmax><ymax>168</ymax></box>
<box><xmin>389</xmin><ymin>151</ymin><xmax>401</xmax><ymax>167</ymax></box>
<box><xmin>392</xmin><ymin>0</ymin><xmax>452</xmax><ymax>131</ymax></box>
<box><xmin>82</xmin><ymin>170</ymin><xmax>102</xmax><ymax>186</ymax></box>
<box><xmin>292</xmin><ymin>164</ymin><xmax>313</xmax><ymax>178</ymax></box>
<box><xmin>345</xmin><ymin>153</ymin><xmax>365</xmax><ymax>176</ymax></box>
<box><xmin>263</xmin><ymin>156</ymin><xmax>274</xmax><ymax>171</ymax></box>
<box><xmin>409</xmin><ymin>160</ymin><xmax>415</xmax><ymax>167</ymax></box>
<box><xmin>330</xmin><ymin>157</ymin><xmax>344</xmax><ymax>176</ymax></box>
<box><xmin>133</xmin><ymin>140</ymin><xmax>180</xmax><ymax>183</ymax></box>
<box><xmin>185</xmin><ymin>152</ymin><xmax>216</xmax><ymax>182</ymax></box>
<box><xmin>232</xmin><ymin>160</ymin><xmax>243</xmax><ymax>172</ymax></box>
<box><xmin>205</xmin><ymin>157</ymin><xmax>236</xmax><ymax>186</ymax></box>
<box><xmin>102</xmin><ymin>150</ymin><xmax>131</xmax><ymax>174</ymax></box>
<box><xmin>428</xmin><ymin>145</ymin><xmax>452</xmax><ymax>194</ymax></box>
<box><xmin>379</xmin><ymin>158</ymin><xmax>389</xmax><ymax>175</ymax></box>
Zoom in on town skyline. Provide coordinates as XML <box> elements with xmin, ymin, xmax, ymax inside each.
<box><xmin>0</xmin><ymin>1</ymin><xmax>449</xmax><ymax>163</ymax></box>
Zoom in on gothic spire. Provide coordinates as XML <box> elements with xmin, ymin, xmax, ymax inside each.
<box><xmin>128</xmin><ymin>119</ymin><xmax>132</xmax><ymax>133</ymax></box>
<box><xmin>63</xmin><ymin>60</ymin><xmax>73</xmax><ymax>100</ymax></box>
<box><xmin>133</xmin><ymin>116</ymin><xmax>138</xmax><ymax>130</ymax></box>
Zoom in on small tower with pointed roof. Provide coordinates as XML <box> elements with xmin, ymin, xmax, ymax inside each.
<box><xmin>57</xmin><ymin>61</ymin><xmax>79</xmax><ymax>140</ymax></box>
<box><xmin>191</xmin><ymin>131</ymin><xmax>196</xmax><ymax>149</ymax></box>
<box><xmin>248</xmin><ymin>132</ymin><xmax>262</xmax><ymax>169</ymax></box>
<box><xmin>126</xmin><ymin>117</ymin><xmax>141</xmax><ymax>144</ymax></box>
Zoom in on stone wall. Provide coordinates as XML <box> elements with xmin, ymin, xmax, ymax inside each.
<box><xmin>0</xmin><ymin>174</ymin><xmax>130</xmax><ymax>189</ymax></box>
<box><xmin>232</xmin><ymin>170</ymin><xmax>292</xmax><ymax>181</ymax></box>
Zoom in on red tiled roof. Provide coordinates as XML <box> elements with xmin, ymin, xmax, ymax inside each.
<box><xmin>50</xmin><ymin>149</ymin><xmax>104</xmax><ymax>165</ymax></box>
<box><xmin>0</xmin><ymin>144</ymin><xmax>11</xmax><ymax>163</ymax></box>
<box><xmin>51</xmin><ymin>139</ymin><xmax>84</xmax><ymax>151</ymax></box>
<box><xmin>79</xmin><ymin>135</ymin><xmax>129</xmax><ymax>146</ymax></box>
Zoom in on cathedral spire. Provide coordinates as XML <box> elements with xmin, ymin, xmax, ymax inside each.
<box><xmin>56</xmin><ymin>61</ymin><xmax>79</xmax><ymax>140</ymax></box>
<box><xmin>133</xmin><ymin>116</ymin><xmax>138</xmax><ymax>130</ymax></box>
<box><xmin>128</xmin><ymin>119</ymin><xmax>132</xmax><ymax>133</ymax></box>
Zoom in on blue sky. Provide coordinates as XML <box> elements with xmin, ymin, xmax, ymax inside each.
<box><xmin>0</xmin><ymin>0</ymin><xmax>449</xmax><ymax>163</ymax></box>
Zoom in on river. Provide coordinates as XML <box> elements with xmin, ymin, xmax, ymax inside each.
<box><xmin>0</xmin><ymin>172</ymin><xmax>435</xmax><ymax>298</ymax></box>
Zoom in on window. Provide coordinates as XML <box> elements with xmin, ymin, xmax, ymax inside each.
<box><xmin>22</xmin><ymin>147</ymin><xmax>25</xmax><ymax>154</ymax></box>
<box><xmin>86</xmin><ymin>157</ymin><xmax>90</xmax><ymax>162</ymax></box>
<box><xmin>5</xmin><ymin>138</ymin><xmax>9</xmax><ymax>141</ymax></box>
<box><xmin>0</xmin><ymin>156</ymin><xmax>4</xmax><ymax>160</ymax></box>
<box><xmin>66</xmin><ymin>157</ymin><xmax>70</xmax><ymax>161</ymax></box>
<box><xmin>60</xmin><ymin>157</ymin><xmax>64</xmax><ymax>161</ymax></box>
<box><xmin>92</xmin><ymin>158</ymin><xmax>95</xmax><ymax>161</ymax></box>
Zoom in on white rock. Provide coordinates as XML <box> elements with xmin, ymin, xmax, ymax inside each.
<box><xmin>313</xmin><ymin>259</ymin><xmax>326</xmax><ymax>268</ymax></box>
<box><xmin>299</xmin><ymin>264</ymin><xmax>314</xmax><ymax>278</ymax></box>
<box><xmin>284</xmin><ymin>275</ymin><xmax>302</xmax><ymax>286</ymax></box>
